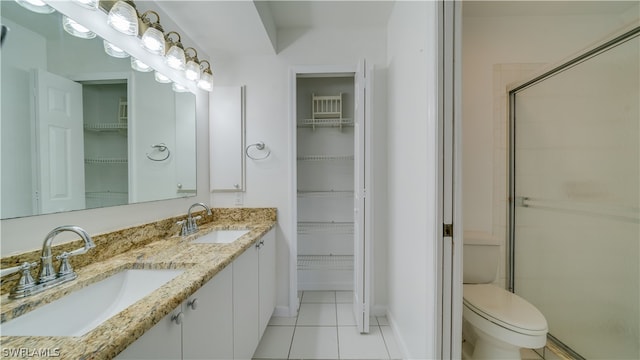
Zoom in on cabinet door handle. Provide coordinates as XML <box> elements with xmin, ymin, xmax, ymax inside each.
<box><xmin>187</xmin><ymin>298</ymin><xmax>199</xmax><ymax>310</ymax></box>
<box><xmin>171</xmin><ymin>312</ymin><xmax>184</xmax><ymax>325</ymax></box>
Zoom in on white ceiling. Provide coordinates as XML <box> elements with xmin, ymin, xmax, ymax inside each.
<box><xmin>156</xmin><ymin>0</ymin><xmax>636</xmax><ymax>58</ymax></box>
<box><xmin>462</xmin><ymin>0</ymin><xmax>639</xmax><ymax>17</ymax></box>
<box><xmin>155</xmin><ymin>1</ymin><xmax>395</xmax><ymax>58</ymax></box>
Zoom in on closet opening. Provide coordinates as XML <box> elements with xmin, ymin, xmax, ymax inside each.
<box><xmin>291</xmin><ymin>62</ymin><xmax>372</xmax><ymax>333</ymax></box>
<box><xmin>296</xmin><ymin>73</ymin><xmax>356</xmax><ymax>291</ymax></box>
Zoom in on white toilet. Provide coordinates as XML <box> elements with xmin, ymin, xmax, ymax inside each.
<box><xmin>462</xmin><ymin>232</ymin><xmax>548</xmax><ymax>360</ymax></box>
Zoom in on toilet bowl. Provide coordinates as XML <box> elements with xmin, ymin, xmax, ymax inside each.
<box><xmin>462</xmin><ymin>232</ymin><xmax>547</xmax><ymax>359</ymax></box>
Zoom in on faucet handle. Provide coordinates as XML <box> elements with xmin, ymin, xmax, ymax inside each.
<box><xmin>13</xmin><ymin>262</ymin><xmax>38</xmax><ymax>292</ymax></box>
<box><xmin>56</xmin><ymin>252</ymin><xmax>75</xmax><ymax>277</ymax></box>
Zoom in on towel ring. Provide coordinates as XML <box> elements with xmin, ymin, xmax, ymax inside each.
<box><xmin>245</xmin><ymin>141</ymin><xmax>270</xmax><ymax>160</ymax></box>
<box><xmin>146</xmin><ymin>143</ymin><xmax>171</xmax><ymax>161</ymax></box>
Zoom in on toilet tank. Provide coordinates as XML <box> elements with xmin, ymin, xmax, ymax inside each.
<box><xmin>463</xmin><ymin>231</ymin><xmax>500</xmax><ymax>284</ymax></box>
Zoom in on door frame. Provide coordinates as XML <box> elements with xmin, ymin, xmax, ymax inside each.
<box><xmin>436</xmin><ymin>0</ymin><xmax>463</xmax><ymax>358</ymax></box>
<box><xmin>288</xmin><ymin>63</ymin><xmax>371</xmax><ymax>318</ymax></box>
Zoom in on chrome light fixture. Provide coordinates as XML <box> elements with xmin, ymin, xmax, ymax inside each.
<box><xmin>184</xmin><ymin>47</ymin><xmax>200</xmax><ymax>81</ymax></box>
<box><xmin>131</xmin><ymin>57</ymin><xmax>152</xmax><ymax>72</ymax></box>
<box><xmin>107</xmin><ymin>0</ymin><xmax>139</xmax><ymax>36</ymax></box>
<box><xmin>63</xmin><ymin>16</ymin><xmax>96</xmax><ymax>39</ymax></box>
<box><xmin>164</xmin><ymin>31</ymin><xmax>186</xmax><ymax>70</ymax></box>
<box><xmin>154</xmin><ymin>71</ymin><xmax>172</xmax><ymax>84</ymax></box>
<box><xmin>139</xmin><ymin>11</ymin><xmax>165</xmax><ymax>55</ymax></box>
<box><xmin>71</xmin><ymin>0</ymin><xmax>99</xmax><ymax>10</ymax></box>
<box><xmin>14</xmin><ymin>0</ymin><xmax>55</xmax><ymax>14</ymax></box>
<box><xmin>197</xmin><ymin>60</ymin><xmax>214</xmax><ymax>92</ymax></box>
<box><xmin>103</xmin><ymin>40</ymin><xmax>129</xmax><ymax>58</ymax></box>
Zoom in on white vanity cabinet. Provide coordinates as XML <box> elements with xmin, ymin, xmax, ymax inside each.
<box><xmin>116</xmin><ymin>228</ymin><xmax>276</xmax><ymax>360</ymax></box>
<box><xmin>115</xmin><ymin>266</ymin><xmax>233</xmax><ymax>360</ymax></box>
<box><xmin>258</xmin><ymin>228</ymin><xmax>276</xmax><ymax>335</ymax></box>
<box><xmin>233</xmin><ymin>228</ymin><xmax>276</xmax><ymax>359</ymax></box>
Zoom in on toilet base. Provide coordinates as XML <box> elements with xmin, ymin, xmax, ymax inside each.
<box><xmin>472</xmin><ymin>333</ymin><xmax>522</xmax><ymax>359</ymax></box>
<box><xmin>462</xmin><ymin>322</ymin><xmax>523</xmax><ymax>360</ymax></box>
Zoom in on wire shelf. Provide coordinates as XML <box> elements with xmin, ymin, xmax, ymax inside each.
<box><xmin>297</xmin><ymin>255</ymin><xmax>354</xmax><ymax>271</ymax></box>
<box><xmin>85</xmin><ymin>191</ymin><xmax>128</xmax><ymax>200</ymax></box>
<box><xmin>298</xmin><ymin>118</ymin><xmax>354</xmax><ymax>128</ymax></box>
<box><xmin>84</xmin><ymin>158</ymin><xmax>128</xmax><ymax>164</ymax></box>
<box><xmin>297</xmin><ymin>190</ymin><xmax>354</xmax><ymax>198</ymax></box>
<box><xmin>297</xmin><ymin>221</ymin><xmax>354</xmax><ymax>235</ymax></box>
<box><xmin>84</xmin><ymin>123</ymin><xmax>128</xmax><ymax>131</ymax></box>
<box><xmin>297</xmin><ymin>155</ymin><xmax>354</xmax><ymax>161</ymax></box>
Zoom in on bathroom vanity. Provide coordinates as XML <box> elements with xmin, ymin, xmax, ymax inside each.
<box><xmin>0</xmin><ymin>208</ymin><xmax>276</xmax><ymax>360</ymax></box>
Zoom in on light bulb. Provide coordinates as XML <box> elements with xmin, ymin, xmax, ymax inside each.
<box><xmin>141</xmin><ymin>26</ymin><xmax>165</xmax><ymax>55</ymax></box>
<box><xmin>197</xmin><ymin>71</ymin><xmax>214</xmax><ymax>92</ymax></box>
<box><xmin>15</xmin><ymin>0</ymin><xmax>55</xmax><ymax>14</ymax></box>
<box><xmin>131</xmin><ymin>58</ymin><xmax>152</xmax><ymax>72</ymax></box>
<box><xmin>63</xmin><ymin>16</ymin><xmax>96</xmax><ymax>39</ymax></box>
<box><xmin>107</xmin><ymin>1</ymin><xmax>138</xmax><ymax>36</ymax></box>
<box><xmin>154</xmin><ymin>71</ymin><xmax>172</xmax><ymax>84</ymax></box>
<box><xmin>104</xmin><ymin>40</ymin><xmax>129</xmax><ymax>58</ymax></box>
<box><xmin>185</xmin><ymin>60</ymin><xmax>200</xmax><ymax>81</ymax></box>
<box><xmin>71</xmin><ymin>0</ymin><xmax>98</xmax><ymax>10</ymax></box>
<box><xmin>165</xmin><ymin>45</ymin><xmax>186</xmax><ymax>70</ymax></box>
<box><xmin>172</xmin><ymin>83</ymin><xmax>188</xmax><ymax>93</ymax></box>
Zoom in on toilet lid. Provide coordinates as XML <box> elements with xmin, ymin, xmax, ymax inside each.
<box><xmin>463</xmin><ymin>284</ymin><xmax>548</xmax><ymax>335</ymax></box>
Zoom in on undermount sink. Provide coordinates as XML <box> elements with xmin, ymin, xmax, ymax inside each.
<box><xmin>192</xmin><ymin>229</ymin><xmax>250</xmax><ymax>244</ymax></box>
<box><xmin>1</xmin><ymin>269</ymin><xmax>183</xmax><ymax>337</ymax></box>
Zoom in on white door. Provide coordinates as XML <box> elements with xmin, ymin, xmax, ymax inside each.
<box><xmin>33</xmin><ymin>69</ymin><xmax>85</xmax><ymax>214</ymax></box>
<box><xmin>353</xmin><ymin>59</ymin><xmax>372</xmax><ymax>334</ymax></box>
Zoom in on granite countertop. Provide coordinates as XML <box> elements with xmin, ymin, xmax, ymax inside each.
<box><xmin>0</xmin><ymin>216</ymin><xmax>276</xmax><ymax>360</ymax></box>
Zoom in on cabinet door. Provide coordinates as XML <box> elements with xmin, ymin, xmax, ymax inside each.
<box><xmin>258</xmin><ymin>229</ymin><xmax>276</xmax><ymax>336</ymax></box>
<box><xmin>210</xmin><ymin>86</ymin><xmax>245</xmax><ymax>192</ymax></box>
<box><xmin>183</xmin><ymin>266</ymin><xmax>234</xmax><ymax>360</ymax></box>
<box><xmin>233</xmin><ymin>245</ymin><xmax>260</xmax><ymax>360</ymax></box>
<box><xmin>115</xmin><ymin>307</ymin><xmax>182</xmax><ymax>360</ymax></box>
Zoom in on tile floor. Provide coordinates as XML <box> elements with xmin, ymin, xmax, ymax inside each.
<box><xmin>252</xmin><ymin>291</ymin><xmax>402</xmax><ymax>360</ymax></box>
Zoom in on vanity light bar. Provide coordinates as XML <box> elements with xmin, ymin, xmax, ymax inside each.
<box><xmin>41</xmin><ymin>0</ymin><xmax>215</xmax><ymax>91</ymax></box>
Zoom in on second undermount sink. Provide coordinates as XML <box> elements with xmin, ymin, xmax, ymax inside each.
<box><xmin>0</xmin><ymin>269</ymin><xmax>183</xmax><ymax>337</ymax></box>
<box><xmin>192</xmin><ymin>229</ymin><xmax>250</xmax><ymax>244</ymax></box>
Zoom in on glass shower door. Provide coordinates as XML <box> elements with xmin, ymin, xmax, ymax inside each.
<box><xmin>510</xmin><ymin>29</ymin><xmax>639</xmax><ymax>359</ymax></box>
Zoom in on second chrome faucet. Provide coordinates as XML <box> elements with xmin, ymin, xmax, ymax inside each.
<box><xmin>178</xmin><ymin>202</ymin><xmax>212</xmax><ymax>236</ymax></box>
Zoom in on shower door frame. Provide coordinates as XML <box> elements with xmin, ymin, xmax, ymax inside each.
<box><xmin>507</xmin><ymin>23</ymin><xmax>640</xmax><ymax>358</ymax></box>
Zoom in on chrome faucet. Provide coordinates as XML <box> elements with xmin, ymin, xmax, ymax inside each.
<box><xmin>178</xmin><ymin>202</ymin><xmax>212</xmax><ymax>236</ymax></box>
<box><xmin>0</xmin><ymin>225</ymin><xmax>95</xmax><ymax>299</ymax></box>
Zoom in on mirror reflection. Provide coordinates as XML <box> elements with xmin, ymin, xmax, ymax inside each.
<box><xmin>1</xmin><ymin>1</ymin><xmax>197</xmax><ymax>219</ymax></box>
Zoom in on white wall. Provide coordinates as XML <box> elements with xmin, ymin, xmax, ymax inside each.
<box><xmin>386</xmin><ymin>1</ymin><xmax>438</xmax><ymax>358</ymax></box>
<box><xmin>210</xmin><ymin>26</ymin><xmax>389</xmax><ymax>315</ymax></box>
<box><xmin>462</xmin><ymin>2</ymin><xmax>639</xmax><ymax>286</ymax></box>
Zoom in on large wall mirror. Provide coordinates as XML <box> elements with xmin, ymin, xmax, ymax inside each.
<box><xmin>1</xmin><ymin>1</ymin><xmax>197</xmax><ymax>219</ymax></box>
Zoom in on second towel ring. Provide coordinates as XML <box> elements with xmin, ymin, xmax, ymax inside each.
<box><xmin>245</xmin><ymin>141</ymin><xmax>271</xmax><ymax>160</ymax></box>
<box><xmin>146</xmin><ymin>143</ymin><xmax>171</xmax><ymax>161</ymax></box>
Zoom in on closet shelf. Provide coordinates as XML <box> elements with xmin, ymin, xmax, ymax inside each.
<box><xmin>297</xmin><ymin>155</ymin><xmax>354</xmax><ymax>161</ymax></box>
<box><xmin>297</xmin><ymin>118</ymin><xmax>353</xmax><ymax>128</ymax></box>
<box><xmin>297</xmin><ymin>190</ymin><xmax>354</xmax><ymax>198</ymax></box>
<box><xmin>84</xmin><ymin>123</ymin><xmax>128</xmax><ymax>131</ymax></box>
<box><xmin>297</xmin><ymin>255</ymin><xmax>353</xmax><ymax>271</ymax></box>
<box><xmin>84</xmin><ymin>158</ymin><xmax>128</xmax><ymax>164</ymax></box>
<box><xmin>85</xmin><ymin>191</ymin><xmax>128</xmax><ymax>200</ymax></box>
<box><xmin>298</xmin><ymin>221</ymin><xmax>354</xmax><ymax>235</ymax></box>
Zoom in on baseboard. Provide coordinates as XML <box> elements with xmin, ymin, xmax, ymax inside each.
<box><xmin>273</xmin><ymin>305</ymin><xmax>296</xmax><ymax>318</ymax></box>
<box><xmin>386</xmin><ymin>310</ymin><xmax>409</xmax><ymax>360</ymax></box>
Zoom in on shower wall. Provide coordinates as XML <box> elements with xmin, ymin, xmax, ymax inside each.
<box><xmin>511</xmin><ymin>30</ymin><xmax>639</xmax><ymax>359</ymax></box>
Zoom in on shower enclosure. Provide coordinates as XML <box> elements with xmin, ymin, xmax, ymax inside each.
<box><xmin>509</xmin><ymin>26</ymin><xmax>639</xmax><ymax>359</ymax></box>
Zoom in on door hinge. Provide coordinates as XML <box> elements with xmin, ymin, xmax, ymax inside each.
<box><xmin>443</xmin><ymin>223</ymin><xmax>453</xmax><ymax>237</ymax></box>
